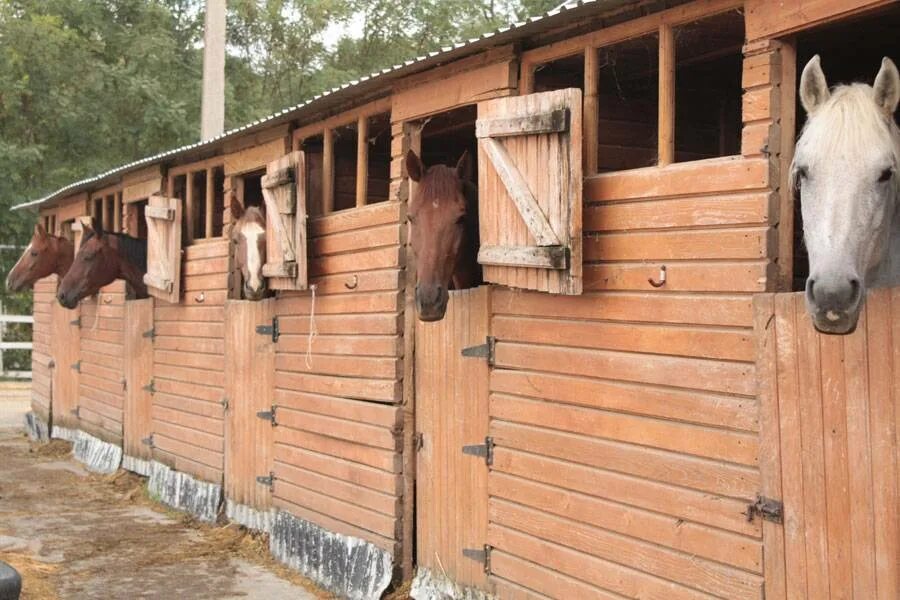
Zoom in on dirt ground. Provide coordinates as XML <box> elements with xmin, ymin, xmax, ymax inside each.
<box><xmin>0</xmin><ymin>427</ymin><xmax>333</xmax><ymax>600</ymax></box>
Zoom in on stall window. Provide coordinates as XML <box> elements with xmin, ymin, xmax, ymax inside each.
<box><xmin>171</xmin><ymin>163</ymin><xmax>225</xmax><ymax>244</ymax></box>
<box><xmin>366</xmin><ymin>112</ymin><xmax>391</xmax><ymax>204</ymax></box>
<box><xmin>333</xmin><ymin>122</ymin><xmax>359</xmax><ymax>212</ymax></box>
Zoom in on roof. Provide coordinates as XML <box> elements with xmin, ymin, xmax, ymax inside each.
<box><xmin>14</xmin><ymin>0</ymin><xmax>633</xmax><ymax>211</ymax></box>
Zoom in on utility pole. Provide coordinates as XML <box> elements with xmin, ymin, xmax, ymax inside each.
<box><xmin>201</xmin><ymin>0</ymin><xmax>226</xmax><ymax>141</ymax></box>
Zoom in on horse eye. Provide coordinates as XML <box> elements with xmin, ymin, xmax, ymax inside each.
<box><xmin>30</xmin><ymin>251</ymin><xmax>38</xmax><ymax>257</ymax></box>
<box><xmin>456</xmin><ymin>215</ymin><xmax>466</xmax><ymax>224</ymax></box>
<box><xmin>878</xmin><ymin>168</ymin><xmax>894</xmax><ymax>183</ymax></box>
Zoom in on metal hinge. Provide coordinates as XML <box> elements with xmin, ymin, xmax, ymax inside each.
<box><xmin>256</xmin><ymin>406</ymin><xmax>277</xmax><ymax>426</ymax></box>
<box><xmin>71</xmin><ymin>360</ymin><xmax>81</xmax><ymax>372</ymax></box>
<box><xmin>462</xmin><ymin>437</ymin><xmax>494</xmax><ymax>466</ymax></box>
<box><xmin>142</xmin><ymin>379</ymin><xmax>156</xmax><ymax>394</ymax></box>
<box><xmin>256</xmin><ymin>472</ymin><xmax>275</xmax><ymax>490</ymax></box>
<box><xmin>747</xmin><ymin>495</ymin><xmax>784</xmax><ymax>524</ymax></box>
<box><xmin>461</xmin><ymin>336</ymin><xmax>496</xmax><ymax>366</ymax></box>
<box><xmin>256</xmin><ymin>316</ymin><xmax>280</xmax><ymax>342</ymax></box>
<box><xmin>415</xmin><ymin>432</ymin><xmax>424</xmax><ymax>451</ymax></box>
<box><xmin>462</xmin><ymin>545</ymin><xmax>491</xmax><ymax>574</ymax></box>
<box><xmin>70</xmin><ymin>317</ymin><xmax>81</xmax><ymax>327</ymax></box>
<box><xmin>221</xmin><ymin>397</ymin><xmax>229</xmax><ymax>411</ymax></box>
<box><xmin>48</xmin><ymin>359</ymin><xmax>55</xmax><ymax>369</ymax></box>
<box><xmin>70</xmin><ymin>406</ymin><xmax>80</xmax><ymax>418</ymax></box>
<box><xmin>142</xmin><ymin>327</ymin><xmax>156</xmax><ymax>340</ymax></box>
<box><xmin>121</xmin><ymin>377</ymin><xmax>127</xmax><ymax>391</ymax></box>
<box><xmin>141</xmin><ymin>434</ymin><xmax>154</xmax><ymax>448</ymax></box>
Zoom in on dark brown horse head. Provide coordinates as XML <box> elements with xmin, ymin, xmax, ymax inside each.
<box><xmin>230</xmin><ymin>196</ymin><xmax>267</xmax><ymax>301</ymax></box>
<box><xmin>407</xmin><ymin>149</ymin><xmax>480</xmax><ymax>322</ymax></box>
<box><xmin>6</xmin><ymin>224</ymin><xmax>74</xmax><ymax>293</ymax></box>
<box><xmin>57</xmin><ymin>221</ymin><xmax>148</xmax><ymax>309</ymax></box>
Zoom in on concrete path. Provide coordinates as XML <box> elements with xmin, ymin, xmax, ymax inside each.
<box><xmin>0</xmin><ymin>381</ymin><xmax>29</xmax><ymax>428</ymax></box>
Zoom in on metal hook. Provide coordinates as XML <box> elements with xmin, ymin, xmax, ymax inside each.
<box><xmin>194</xmin><ymin>292</ymin><xmax>206</xmax><ymax>303</ymax></box>
<box><xmin>344</xmin><ymin>275</ymin><xmax>359</xmax><ymax>290</ymax></box>
<box><xmin>648</xmin><ymin>265</ymin><xmax>667</xmax><ymax>288</ymax></box>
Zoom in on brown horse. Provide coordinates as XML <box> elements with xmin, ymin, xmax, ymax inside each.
<box><xmin>229</xmin><ymin>196</ymin><xmax>267</xmax><ymax>300</ymax></box>
<box><xmin>406</xmin><ymin>149</ymin><xmax>481</xmax><ymax>321</ymax></box>
<box><xmin>5</xmin><ymin>224</ymin><xmax>74</xmax><ymax>292</ymax></box>
<box><xmin>57</xmin><ymin>222</ymin><xmax>148</xmax><ymax>309</ymax></box>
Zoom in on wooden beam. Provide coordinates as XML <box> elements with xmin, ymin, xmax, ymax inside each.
<box><xmin>475</xmin><ymin>109</ymin><xmax>569</xmax><ymax>138</ymax></box>
<box><xmin>356</xmin><ymin>115</ymin><xmax>368</xmax><ymax>208</ymax></box>
<box><xmin>478</xmin><ymin>245</ymin><xmax>568</xmax><ymax>269</ymax></box>
<box><xmin>114</xmin><ymin>192</ymin><xmax>122</xmax><ymax>233</ymax></box>
<box><xmin>658</xmin><ymin>23</ymin><xmax>675</xmax><ymax>167</ymax></box>
<box><xmin>205</xmin><ymin>168</ymin><xmax>214</xmax><ymax>238</ymax></box>
<box><xmin>778</xmin><ymin>41</ymin><xmax>797</xmax><ymax>292</ymax></box>
<box><xmin>145</xmin><ymin>206</ymin><xmax>176</xmax><ymax>221</ymax></box>
<box><xmin>584</xmin><ymin>46</ymin><xmax>599</xmax><ymax>175</ymax></box>
<box><xmin>323</xmin><ymin>128</ymin><xmax>334</xmax><ymax>214</ymax></box>
<box><xmin>185</xmin><ymin>172</ymin><xmax>195</xmax><ymax>243</ymax></box>
<box><xmin>102</xmin><ymin>194</ymin><xmax>112</xmax><ymax>232</ymax></box>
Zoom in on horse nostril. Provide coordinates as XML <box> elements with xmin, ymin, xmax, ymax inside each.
<box><xmin>849</xmin><ymin>278</ymin><xmax>861</xmax><ymax>302</ymax></box>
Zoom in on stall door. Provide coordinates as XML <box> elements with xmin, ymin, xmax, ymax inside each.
<box><xmin>224</xmin><ymin>299</ymin><xmax>276</xmax><ymax>515</ymax></box>
<box><xmin>50</xmin><ymin>301</ymin><xmax>80</xmax><ymax>431</ymax></box>
<box><xmin>123</xmin><ymin>298</ymin><xmax>154</xmax><ymax>465</ymax></box>
<box><xmin>416</xmin><ymin>286</ymin><xmax>491</xmax><ymax>592</ymax></box>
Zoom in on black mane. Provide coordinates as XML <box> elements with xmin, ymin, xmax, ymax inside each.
<box><xmin>84</xmin><ymin>229</ymin><xmax>147</xmax><ymax>271</ymax></box>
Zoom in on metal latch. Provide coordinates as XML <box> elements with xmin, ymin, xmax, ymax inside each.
<box><xmin>462</xmin><ymin>437</ymin><xmax>494</xmax><ymax>466</ymax></box>
<box><xmin>256</xmin><ymin>316</ymin><xmax>280</xmax><ymax>342</ymax></box>
<box><xmin>462</xmin><ymin>545</ymin><xmax>491</xmax><ymax>574</ymax></box>
<box><xmin>221</xmin><ymin>397</ymin><xmax>229</xmax><ymax>411</ymax></box>
<box><xmin>747</xmin><ymin>495</ymin><xmax>784</xmax><ymax>524</ymax></box>
<box><xmin>70</xmin><ymin>406</ymin><xmax>80</xmax><ymax>418</ymax></box>
<box><xmin>141</xmin><ymin>435</ymin><xmax>154</xmax><ymax>447</ymax></box>
<box><xmin>415</xmin><ymin>432</ymin><xmax>424</xmax><ymax>451</ymax></box>
<box><xmin>71</xmin><ymin>360</ymin><xmax>81</xmax><ymax>372</ymax></box>
<box><xmin>256</xmin><ymin>406</ymin><xmax>277</xmax><ymax>426</ymax></box>
<box><xmin>70</xmin><ymin>317</ymin><xmax>81</xmax><ymax>327</ymax></box>
<box><xmin>142</xmin><ymin>327</ymin><xmax>156</xmax><ymax>340</ymax></box>
<box><xmin>256</xmin><ymin>472</ymin><xmax>275</xmax><ymax>490</ymax></box>
<box><xmin>461</xmin><ymin>336</ymin><xmax>495</xmax><ymax>366</ymax></box>
<box><xmin>142</xmin><ymin>380</ymin><xmax>156</xmax><ymax>394</ymax></box>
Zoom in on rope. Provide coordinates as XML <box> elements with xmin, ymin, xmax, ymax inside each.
<box><xmin>91</xmin><ymin>293</ymin><xmax>102</xmax><ymax>330</ymax></box>
<box><xmin>305</xmin><ymin>284</ymin><xmax>318</xmax><ymax>369</ymax></box>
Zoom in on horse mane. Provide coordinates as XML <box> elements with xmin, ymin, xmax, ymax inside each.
<box><xmin>793</xmin><ymin>83</ymin><xmax>900</xmax><ymax>188</ymax></box>
<box><xmin>420</xmin><ymin>165</ymin><xmax>466</xmax><ymax>206</ymax></box>
<box><xmin>83</xmin><ymin>229</ymin><xmax>147</xmax><ymax>272</ymax></box>
<box><xmin>241</xmin><ymin>206</ymin><xmax>266</xmax><ymax>226</ymax></box>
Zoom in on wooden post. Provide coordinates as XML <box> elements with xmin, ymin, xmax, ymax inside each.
<box><xmin>658</xmin><ymin>24</ymin><xmax>675</xmax><ymax>166</ymax></box>
<box><xmin>323</xmin><ymin>128</ymin><xmax>334</xmax><ymax>214</ymax></box>
<box><xmin>584</xmin><ymin>46</ymin><xmax>599</xmax><ymax>175</ymax></box>
<box><xmin>205</xmin><ymin>168</ymin><xmax>215</xmax><ymax>238</ymax></box>
<box><xmin>356</xmin><ymin>116</ymin><xmax>369</xmax><ymax>208</ymax></box>
<box><xmin>520</xmin><ymin>60</ymin><xmax>535</xmax><ymax>94</ymax></box>
<box><xmin>185</xmin><ymin>172</ymin><xmax>195</xmax><ymax>244</ymax></box>
<box><xmin>114</xmin><ymin>192</ymin><xmax>122</xmax><ymax>233</ymax></box>
<box><xmin>778</xmin><ymin>41</ymin><xmax>797</xmax><ymax>291</ymax></box>
<box><xmin>102</xmin><ymin>195</ymin><xmax>112</xmax><ymax>231</ymax></box>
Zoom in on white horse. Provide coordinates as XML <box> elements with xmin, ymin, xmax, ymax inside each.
<box><xmin>794</xmin><ymin>55</ymin><xmax>900</xmax><ymax>334</ymax></box>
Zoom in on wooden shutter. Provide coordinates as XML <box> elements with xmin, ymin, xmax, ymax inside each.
<box><xmin>261</xmin><ymin>151</ymin><xmax>308</xmax><ymax>290</ymax></box>
<box><xmin>142</xmin><ymin>194</ymin><xmax>182</xmax><ymax>303</ymax></box>
<box><xmin>476</xmin><ymin>88</ymin><xmax>582</xmax><ymax>295</ymax></box>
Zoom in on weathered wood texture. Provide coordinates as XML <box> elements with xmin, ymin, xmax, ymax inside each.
<box><xmin>144</xmin><ymin>194</ymin><xmax>183</xmax><ymax>304</ymax></box>
<box><xmin>123</xmin><ymin>298</ymin><xmax>154</xmax><ymax>461</ymax></box>
<box><xmin>745</xmin><ymin>0</ymin><xmax>893</xmax><ymax>41</ymax></box>
<box><xmin>30</xmin><ymin>277</ymin><xmax>57</xmax><ymax>422</ymax></box>
<box><xmin>224</xmin><ymin>299</ymin><xmax>276</xmax><ymax>511</ymax></box>
<box><xmin>486</xmin><ymin>155</ymin><xmax>771</xmax><ymax>598</ymax></box>
<box><xmin>416</xmin><ymin>287</ymin><xmax>491</xmax><ymax>592</ymax></box>
<box><xmin>74</xmin><ymin>282</ymin><xmax>125</xmax><ymax>443</ymax></box>
<box><xmin>755</xmin><ymin>290</ymin><xmax>899</xmax><ymax>600</ymax></box>
<box><xmin>272</xmin><ymin>201</ymin><xmax>404</xmax><ymax>553</ymax></box>
<box><xmin>150</xmin><ymin>240</ymin><xmax>230</xmax><ymax>483</ymax></box>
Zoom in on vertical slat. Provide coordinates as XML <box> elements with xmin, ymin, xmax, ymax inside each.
<box><xmin>50</xmin><ymin>301</ymin><xmax>81</xmax><ymax>430</ymax></box>
<box><xmin>777</xmin><ymin>41</ymin><xmax>797</xmax><ymax>290</ymax></box>
<box><xmin>520</xmin><ymin>61</ymin><xmax>535</xmax><ymax>95</ymax></box>
<box><xmin>114</xmin><ymin>192</ymin><xmax>123</xmax><ymax>233</ymax></box>
<box><xmin>323</xmin><ymin>128</ymin><xmax>334</xmax><ymax>214</ymax></box>
<box><xmin>185</xmin><ymin>173</ymin><xmax>195</xmax><ymax>244</ymax></box>
<box><xmin>205</xmin><ymin>168</ymin><xmax>214</xmax><ymax>239</ymax></box>
<box><xmin>658</xmin><ymin>24</ymin><xmax>675</xmax><ymax>166</ymax></box>
<box><xmin>865</xmin><ymin>289</ymin><xmax>899</xmax><ymax>600</ymax></box>
<box><xmin>123</xmin><ymin>298</ymin><xmax>154</xmax><ymax>460</ymax></box>
<box><xmin>356</xmin><ymin>115</ymin><xmax>369</xmax><ymax>208</ymax></box>
<box><xmin>754</xmin><ymin>294</ymin><xmax>787</xmax><ymax>600</ymax></box>
<box><xmin>583</xmin><ymin>46</ymin><xmax>599</xmax><ymax>175</ymax></box>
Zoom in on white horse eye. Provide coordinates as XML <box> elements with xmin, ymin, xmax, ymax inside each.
<box><xmin>878</xmin><ymin>168</ymin><xmax>894</xmax><ymax>183</ymax></box>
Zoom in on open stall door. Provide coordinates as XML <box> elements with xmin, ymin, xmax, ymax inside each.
<box><xmin>50</xmin><ymin>301</ymin><xmax>80</xmax><ymax>432</ymax></box>
<box><xmin>415</xmin><ymin>287</ymin><xmax>492</xmax><ymax>592</ymax></box>
<box><xmin>123</xmin><ymin>298</ymin><xmax>154</xmax><ymax>469</ymax></box>
<box><xmin>224</xmin><ymin>299</ymin><xmax>276</xmax><ymax>522</ymax></box>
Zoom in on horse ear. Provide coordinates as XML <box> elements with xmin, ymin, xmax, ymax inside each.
<box><xmin>34</xmin><ymin>223</ymin><xmax>47</xmax><ymax>240</ymax></box>
<box><xmin>82</xmin><ymin>220</ymin><xmax>96</xmax><ymax>241</ymax></box>
<box><xmin>456</xmin><ymin>150</ymin><xmax>471</xmax><ymax>182</ymax></box>
<box><xmin>873</xmin><ymin>57</ymin><xmax>900</xmax><ymax>116</ymax></box>
<box><xmin>230</xmin><ymin>195</ymin><xmax>244</xmax><ymax>221</ymax></box>
<box><xmin>406</xmin><ymin>150</ymin><xmax>424</xmax><ymax>183</ymax></box>
<box><xmin>800</xmin><ymin>55</ymin><xmax>830</xmax><ymax>114</ymax></box>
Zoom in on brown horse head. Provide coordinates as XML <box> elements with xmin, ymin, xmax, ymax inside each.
<box><xmin>57</xmin><ymin>221</ymin><xmax>148</xmax><ymax>309</ymax></box>
<box><xmin>230</xmin><ymin>196</ymin><xmax>267</xmax><ymax>301</ymax></box>
<box><xmin>407</xmin><ymin>149</ymin><xmax>480</xmax><ymax>322</ymax></box>
<box><xmin>6</xmin><ymin>224</ymin><xmax>74</xmax><ymax>292</ymax></box>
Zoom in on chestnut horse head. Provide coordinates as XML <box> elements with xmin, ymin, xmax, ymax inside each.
<box><xmin>229</xmin><ymin>196</ymin><xmax>267</xmax><ymax>301</ymax></box>
<box><xmin>57</xmin><ymin>221</ymin><xmax>148</xmax><ymax>309</ymax></box>
<box><xmin>6</xmin><ymin>224</ymin><xmax>74</xmax><ymax>292</ymax></box>
<box><xmin>406</xmin><ymin>149</ymin><xmax>481</xmax><ymax>321</ymax></box>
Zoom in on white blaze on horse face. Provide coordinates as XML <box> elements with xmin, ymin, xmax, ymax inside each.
<box><xmin>242</xmin><ymin>221</ymin><xmax>265</xmax><ymax>294</ymax></box>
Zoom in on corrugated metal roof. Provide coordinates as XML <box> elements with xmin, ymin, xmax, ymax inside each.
<box><xmin>14</xmin><ymin>0</ymin><xmax>628</xmax><ymax>211</ymax></box>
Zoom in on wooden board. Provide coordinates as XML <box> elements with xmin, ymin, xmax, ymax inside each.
<box><xmin>123</xmin><ymin>298</ymin><xmax>154</xmax><ymax>461</ymax></box>
<box><xmin>755</xmin><ymin>289</ymin><xmax>899</xmax><ymax>600</ymax></box>
<box><xmin>50</xmin><ymin>300</ymin><xmax>81</xmax><ymax>430</ymax></box>
<box><xmin>224</xmin><ymin>299</ymin><xmax>276</xmax><ymax>511</ymax></box>
<box><xmin>415</xmin><ymin>286</ymin><xmax>492</xmax><ymax>592</ymax></box>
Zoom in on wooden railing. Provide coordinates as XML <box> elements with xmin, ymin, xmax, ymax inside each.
<box><xmin>0</xmin><ymin>313</ymin><xmax>32</xmax><ymax>379</ymax></box>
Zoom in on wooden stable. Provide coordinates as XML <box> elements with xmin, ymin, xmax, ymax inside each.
<box><xmin>21</xmin><ymin>0</ymin><xmax>898</xmax><ymax>598</ymax></box>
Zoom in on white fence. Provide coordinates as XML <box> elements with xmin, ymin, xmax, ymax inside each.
<box><xmin>0</xmin><ymin>313</ymin><xmax>32</xmax><ymax>379</ymax></box>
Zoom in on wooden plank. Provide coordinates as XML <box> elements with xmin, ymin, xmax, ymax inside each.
<box><xmin>475</xmin><ymin>109</ymin><xmax>569</xmax><ymax>138</ymax></box>
<box><xmin>274</xmin><ymin>444</ymin><xmax>401</xmax><ymax>496</ymax></box>
<box><xmin>309</xmin><ymin>201</ymin><xmax>401</xmax><ymax>236</ymax></box>
<box><xmin>745</xmin><ymin>0</ymin><xmax>891</xmax><ymax>41</ymax></box>
<box><xmin>356</xmin><ymin>115</ymin><xmax>368</xmax><ymax>208</ymax></box>
<box><xmin>586</xmin><ymin>261</ymin><xmax>770</xmax><ymax>293</ymax></box>
<box><xmin>51</xmin><ymin>302</ymin><xmax>81</xmax><ymax>430</ymax></box>
<box><xmin>777</xmin><ymin>41</ymin><xmax>797</xmax><ymax>290</ymax></box>
<box><xmin>586</xmin><ymin>227</ymin><xmax>771</xmax><ymax>261</ymax></box>
<box><xmin>322</xmin><ymin>128</ymin><xmax>334</xmax><ymax>214</ymax></box>
<box><xmin>143</xmin><ymin>195</ymin><xmax>182</xmax><ymax>304</ymax></box>
<box><xmin>658</xmin><ymin>23</ymin><xmax>675</xmax><ymax>166</ymax></box>
<box><xmin>586</xmin><ymin>193</ymin><xmax>771</xmax><ymax>231</ymax></box>
<box><xmin>583</xmin><ymin>46</ymin><xmax>599</xmax><ymax>175</ymax></box>
<box><xmin>477</xmin><ymin>245</ymin><xmax>566</xmax><ymax>269</ymax></box>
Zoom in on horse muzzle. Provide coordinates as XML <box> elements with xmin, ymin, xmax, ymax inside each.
<box><xmin>806</xmin><ymin>275</ymin><xmax>863</xmax><ymax>335</ymax></box>
<box><xmin>243</xmin><ymin>284</ymin><xmax>266</xmax><ymax>301</ymax></box>
<box><xmin>416</xmin><ymin>284</ymin><xmax>449</xmax><ymax>322</ymax></box>
<box><xmin>56</xmin><ymin>289</ymin><xmax>80</xmax><ymax>310</ymax></box>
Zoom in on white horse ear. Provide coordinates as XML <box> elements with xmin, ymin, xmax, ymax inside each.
<box><xmin>800</xmin><ymin>55</ymin><xmax>830</xmax><ymax>114</ymax></box>
<box><xmin>873</xmin><ymin>57</ymin><xmax>900</xmax><ymax>115</ymax></box>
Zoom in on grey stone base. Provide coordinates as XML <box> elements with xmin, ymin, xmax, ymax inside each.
<box><xmin>121</xmin><ymin>454</ymin><xmax>153</xmax><ymax>477</ymax></box>
<box><xmin>269</xmin><ymin>511</ymin><xmax>392</xmax><ymax>600</ymax></box>
<box><xmin>225</xmin><ymin>499</ymin><xmax>273</xmax><ymax>534</ymax></box>
<box><xmin>72</xmin><ymin>431</ymin><xmax>122</xmax><ymax>474</ymax></box>
<box><xmin>24</xmin><ymin>412</ymin><xmax>50</xmax><ymax>442</ymax></box>
<box><xmin>147</xmin><ymin>461</ymin><xmax>222</xmax><ymax>523</ymax></box>
<box><xmin>51</xmin><ymin>425</ymin><xmax>79</xmax><ymax>443</ymax></box>
<box><xmin>411</xmin><ymin>567</ymin><xmax>496</xmax><ymax>600</ymax></box>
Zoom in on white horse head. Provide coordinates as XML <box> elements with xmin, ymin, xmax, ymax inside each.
<box><xmin>794</xmin><ymin>55</ymin><xmax>900</xmax><ymax>334</ymax></box>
